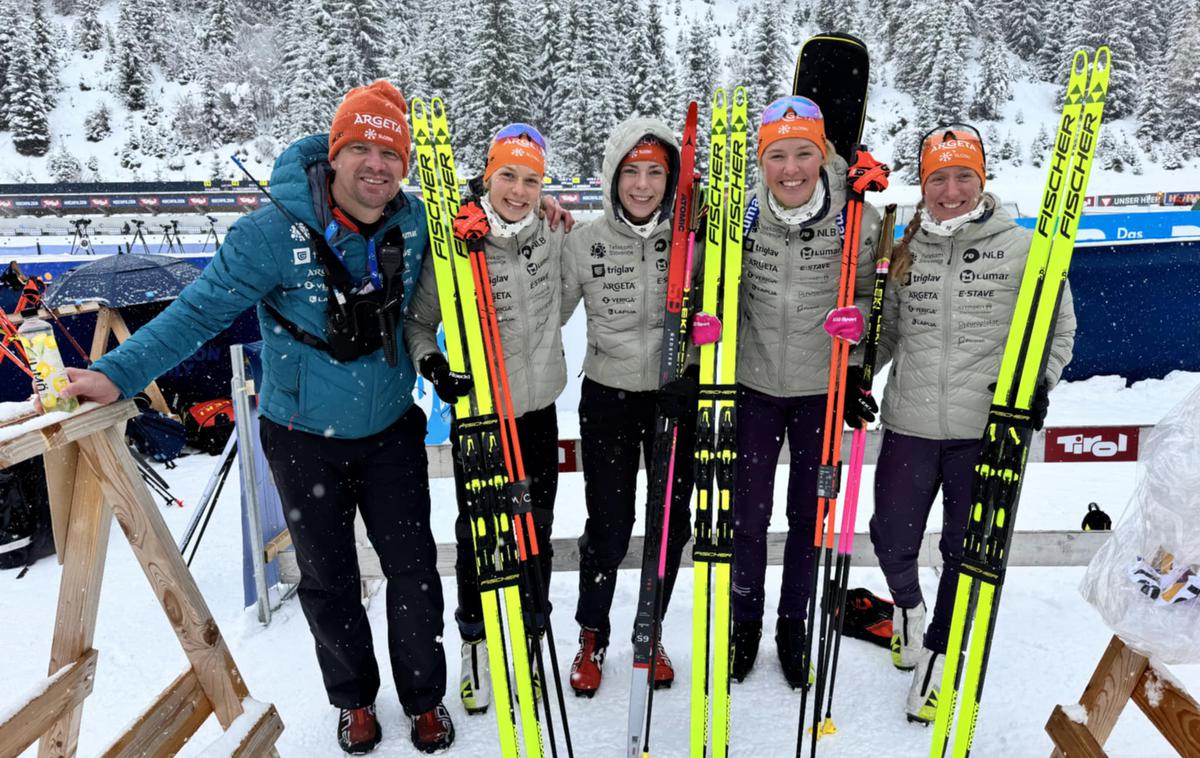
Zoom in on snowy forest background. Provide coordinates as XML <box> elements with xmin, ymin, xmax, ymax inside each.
<box><xmin>1</xmin><ymin>0</ymin><xmax>1198</xmax><ymax>186</ymax></box>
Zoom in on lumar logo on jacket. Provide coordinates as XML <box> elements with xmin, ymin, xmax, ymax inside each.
<box><xmin>959</xmin><ymin>269</ymin><xmax>1008</xmax><ymax>284</ymax></box>
<box><xmin>353</xmin><ymin>112</ymin><xmax>404</xmax><ymax>136</ymax></box>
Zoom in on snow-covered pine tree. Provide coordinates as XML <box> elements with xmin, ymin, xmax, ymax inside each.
<box><xmin>8</xmin><ymin>40</ymin><xmax>51</xmax><ymax>157</ymax></box>
<box><xmin>549</xmin><ymin>0</ymin><xmax>590</xmax><ymax>176</ymax></box>
<box><xmin>1002</xmin><ymin>0</ymin><xmax>1043</xmax><ymax>59</ymax></box>
<box><xmin>74</xmin><ymin>0</ymin><xmax>104</xmax><ymax>53</ymax></box>
<box><xmin>48</xmin><ymin>142</ymin><xmax>84</xmax><ymax>183</ymax></box>
<box><xmin>84</xmin><ymin>155</ymin><xmax>100</xmax><ymax>181</ymax></box>
<box><xmin>744</xmin><ymin>0</ymin><xmax>789</xmax><ymax>126</ymax></box>
<box><xmin>526</xmin><ymin>0</ymin><xmax>565</xmax><ymax>135</ymax></box>
<box><xmin>1034</xmin><ymin>0</ymin><xmax>1072</xmax><ymax>83</ymax></box>
<box><xmin>788</xmin><ymin>0</ymin><xmax>807</xmax><ymax>48</ymax></box>
<box><xmin>30</xmin><ymin>0</ymin><xmax>57</xmax><ymax>106</ymax></box>
<box><xmin>84</xmin><ymin>101</ymin><xmax>113</xmax><ymax>141</ymax></box>
<box><xmin>969</xmin><ymin>19</ymin><xmax>1012</xmax><ymax>121</ymax></box>
<box><xmin>923</xmin><ymin>0</ymin><xmax>969</xmax><ymax>124</ymax></box>
<box><xmin>810</xmin><ymin>0</ymin><xmax>838</xmax><ymax>34</ymax></box>
<box><xmin>1134</xmin><ymin>51</ymin><xmax>1168</xmax><ymax>155</ymax></box>
<box><xmin>200</xmin><ymin>0</ymin><xmax>237</xmax><ymax>52</ymax></box>
<box><xmin>891</xmin><ymin>0</ymin><xmax>936</xmax><ymax>96</ymax></box>
<box><xmin>1163</xmin><ymin>4</ymin><xmax>1200</xmax><ymax>159</ymax></box>
<box><xmin>274</xmin><ymin>3</ymin><xmax>315</xmax><ymax>141</ymax></box>
<box><xmin>120</xmin><ymin>126</ymin><xmax>143</xmax><ymax>171</ymax></box>
<box><xmin>1029</xmin><ymin>122</ymin><xmax>1050</xmax><ymax>167</ymax></box>
<box><xmin>0</xmin><ymin>16</ymin><xmax>15</xmax><ymax>131</ymax></box>
<box><xmin>625</xmin><ymin>0</ymin><xmax>674</xmax><ymax>122</ymax></box>
<box><xmin>455</xmin><ymin>0</ymin><xmax>535</xmax><ymax>174</ymax></box>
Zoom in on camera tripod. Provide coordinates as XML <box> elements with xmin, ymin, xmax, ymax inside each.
<box><xmin>69</xmin><ymin>217</ymin><xmax>93</xmax><ymax>255</ymax></box>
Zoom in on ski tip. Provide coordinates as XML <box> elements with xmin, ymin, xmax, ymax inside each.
<box><xmin>431</xmin><ymin>97</ymin><xmax>446</xmax><ymax>118</ymax></box>
<box><xmin>411</xmin><ymin>97</ymin><xmax>427</xmax><ymax>117</ymax></box>
<box><xmin>733</xmin><ymin>86</ymin><xmax>747</xmax><ymax>106</ymax></box>
<box><xmin>1095</xmin><ymin>46</ymin><xmax>1112</xmax><ymax>72</ymax></box>
<box><xmin>1071</xmin><ymin>49</ymin><xmax>1089</xmax><ymax>76</ymax></box>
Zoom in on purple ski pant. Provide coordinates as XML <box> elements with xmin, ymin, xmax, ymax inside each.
<box><xmin>869</xmin><ymin>430</ymin><xmax>983</xmax><ymax>654</ymax></box>
<box><xmin>731</xmin><ymin>387</ymin><xmax>827</xmax><ymax>623</ymax></box>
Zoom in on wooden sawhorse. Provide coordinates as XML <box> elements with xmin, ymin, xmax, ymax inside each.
<box><xmin>1046</xmin><ymin>635</ymin><xmax>1200</xmax><ymax>756</ymax></box>
<box><xmin>0</xmin><ymin>401</ymin><xmax>283</xmax><ymax>756</ymax></box>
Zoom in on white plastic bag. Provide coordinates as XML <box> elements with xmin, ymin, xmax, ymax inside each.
<box><xmin>1080</xmin><ymin>383</ymin><xmax>1200</xmax><ymax>664</ymax></box>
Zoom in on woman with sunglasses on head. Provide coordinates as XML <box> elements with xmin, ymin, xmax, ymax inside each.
<box><xmin>405</xmin><ymin>123</ymin><xmax>567</xmax><ymax>717</ymax></box>
<box><xmin>731</xmin><ymin>96</ymin><xmax>882</xmax><ymax>688</ymax></box>
<box><xmin>869</xmin><ymin>125</ymin><xmax>1075</xmax><ymax>723</ymax></box>
<box><xmin>560</xmin><ymin>117</ymin><xmax>705</xmax><ymax>697</ymax></box>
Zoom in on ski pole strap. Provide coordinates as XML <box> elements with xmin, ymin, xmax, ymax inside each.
<box><xmin>847</xmin><ymin>149</ymin><xmax>891</xmax><ymax>194</ymax></box>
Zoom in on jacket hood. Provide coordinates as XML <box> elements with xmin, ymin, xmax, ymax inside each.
<box><xmin>601</xmin><ymin>117</ymin><xmax>681</xmax><ymax>236</ymax></box>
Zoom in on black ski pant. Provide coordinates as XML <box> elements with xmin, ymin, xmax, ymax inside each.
<box><xmin>574</xmin><ymin>377</ymin><xmax>695</xmax><ymax>648</ymax></box>
<box><xmin>870</xmin><ymin>430</ymin><xmax>982</xmax><ymax>655</ymax></box>
<box><xmin>451</xmin><ymin>403</ymin><xmax>559</xmax><ymax>640</ymax></box>
<box><xmin>260</xmin><ymin>408</ymin><xmax>446</xmax><ymax>715</ymax></box>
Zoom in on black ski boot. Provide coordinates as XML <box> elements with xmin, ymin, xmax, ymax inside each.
<box><xmin>730</xmin><ymin>619</ymin><xmax>762</xmax><ymax>683</ymax></box>
<box><xmin>776</xmin><ymin>617</ymin><xmax>814</xmax><ymax>689</ymax></box>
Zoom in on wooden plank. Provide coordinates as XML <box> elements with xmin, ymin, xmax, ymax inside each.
<box><xmin>41</xmin><ymin>443</ymin><xmax>79</xmax><ymax>563</ymax></box>
<box><xmin>0</xmin><ymin>400</ymin><xmax>138</xmax><ymax>469</ymax></box>
<box><xmin>0</xmin><ymin>649</ymin><xmax>98</xmax><ymax>758</ymax></box>
<box><xmin>89</xmin><ymin>306</ymin><xmax>114</xmax><ymax>362</ymax></box>
<box><xmin>77</xmin><ymin>425</ymin><xmax>250</xmax><ymax>728</ymax></box>
<box><xmin>101</xmin><ymin>667</ymin><xmax>213</xmax><ymax>758</ymax></box>
<box><xmin>262</xmin><ymin>529</ymin><xmax>292</xmax><ymax>565</ymax></box>
<box><xmin>277</xmin><ymin>529</ymin><xmax>1112</xmax><ymax>584</ymax></box>
<box><xmin>39</xmin><ymin>467</ymin><xmax>110</xmax><ymax>758</ymax></box>
<box><xmin>197</xmin><ymin>702</ymin><xmax>284</xmax><ymax>758</ymax></box>
<box><xmin>1131</xmin><ymin>665</ymin><xmax>1200</xmax><ymax>757</ymax></box>
<box><xmin>1046</xmin><ymin>705</ymin><xmax>1108</xmax><ymax>757</ymax></box>
<box><xmin>1050</xmin><ymin>636</ymin><xmax>1145</xmax><ymax>758</ymax></box>
<box><xmin>8</xmin><ymin>301</ymin><xmax>102</xmax><ymax>326</ymax></box>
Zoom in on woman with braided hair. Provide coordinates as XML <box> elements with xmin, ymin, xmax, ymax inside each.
<box><xmin>870</xmin><ymin>124</ymin><xmax>1076</xmax><ymax>723</ymax></box>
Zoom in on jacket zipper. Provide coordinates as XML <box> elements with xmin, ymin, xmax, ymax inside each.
<box><xmin>940</xmin><ymin>240</ymin><xmax>954</xmax><ymax>438</ymax></box>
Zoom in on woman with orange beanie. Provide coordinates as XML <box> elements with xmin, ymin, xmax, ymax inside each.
<box><xmin>559</xmin><ymin>116</ymin><xmax>699</xmax><ymax>697</ymax></box>
<box><xmin>730</xmin><ymin>96</ymin><xmax>882</xmax><ymax>688</ymax></box>
<box><xmin>870</xmin><ymin>124</ymin><xmax>1075</xmax><ymax>723</ymax></box>
<box><xmin>405</xmin><ymin>123</ymin><xmax>567</xmax><ymax>717</ymax></box>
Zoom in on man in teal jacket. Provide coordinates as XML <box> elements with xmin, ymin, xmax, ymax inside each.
<box><xmin>62</xmin><ymin>81</ymin><xmax>453</xmax><ymax>755</ymax></box>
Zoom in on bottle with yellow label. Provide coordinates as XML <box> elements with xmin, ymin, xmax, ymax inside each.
<box><xmin>17</xmin><ymin>317</ymin><xmax>79</xmax><ymax>414</ymax></box>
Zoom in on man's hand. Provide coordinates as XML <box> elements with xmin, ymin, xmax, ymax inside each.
<box><xmin>58</xmin><ymin>367</ymin><xmax>120</xmax><ymax>405</ymax></box>
<box><xmin>539</xmin><ymin>195</ymin><xmax>575</xmax><ymax>232</ymax></box>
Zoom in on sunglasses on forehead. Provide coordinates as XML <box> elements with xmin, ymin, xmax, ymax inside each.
<box><xmin>918</xmin><ymin>122</ymin><xmax>986</xmax><ymax>176</ymax></box>
<box><xmin>761</xmin><ymin>96</ymin><xmax>823</xmax><ymax>125</ymax></box>
<box><xmin>494</xmin><ymin>122</ymin><xmax>547</xmax><ymax>149</ymax></box>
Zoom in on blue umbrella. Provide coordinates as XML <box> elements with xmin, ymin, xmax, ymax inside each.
<box><xmin>42</xmin><ymin>253</ymin><xmax>202</xmax><ymax>308</ymax></box>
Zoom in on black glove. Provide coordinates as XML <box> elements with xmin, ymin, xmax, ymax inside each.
<box><xmin>842</xmin><ymin>365</ymin><xmax>878</xmax><ymax>429</ymax></box>
<box><xmin>1031</xmin><ymin>381</ymin><xmax>1050</xmax><ymax>431</ymax></box>
<box><xmin>657</xmin><ymin>372</ymin><xmax>699</xmax><ymax>420</ymax></box>
<box><xmin>419</xmin><ymin>353</ymin><xmax>473</xmax><ymax>405</ymax></box>
<box><xmin>987</xmin><ymin>380</ymin><xmax>1051</xmax><ymax>430</ymax></box>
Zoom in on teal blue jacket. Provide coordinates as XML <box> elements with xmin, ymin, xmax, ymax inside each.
<box><xmin>93</xmin><ymin>135</ymin><xmax>428</xmax><ymax>438</ymax></box>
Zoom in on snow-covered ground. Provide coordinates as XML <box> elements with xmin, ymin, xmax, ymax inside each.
<box><xmin>6</xmin><ymin>372</ymin><xmax>1200</xmax><ymax>757</ymax></box>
